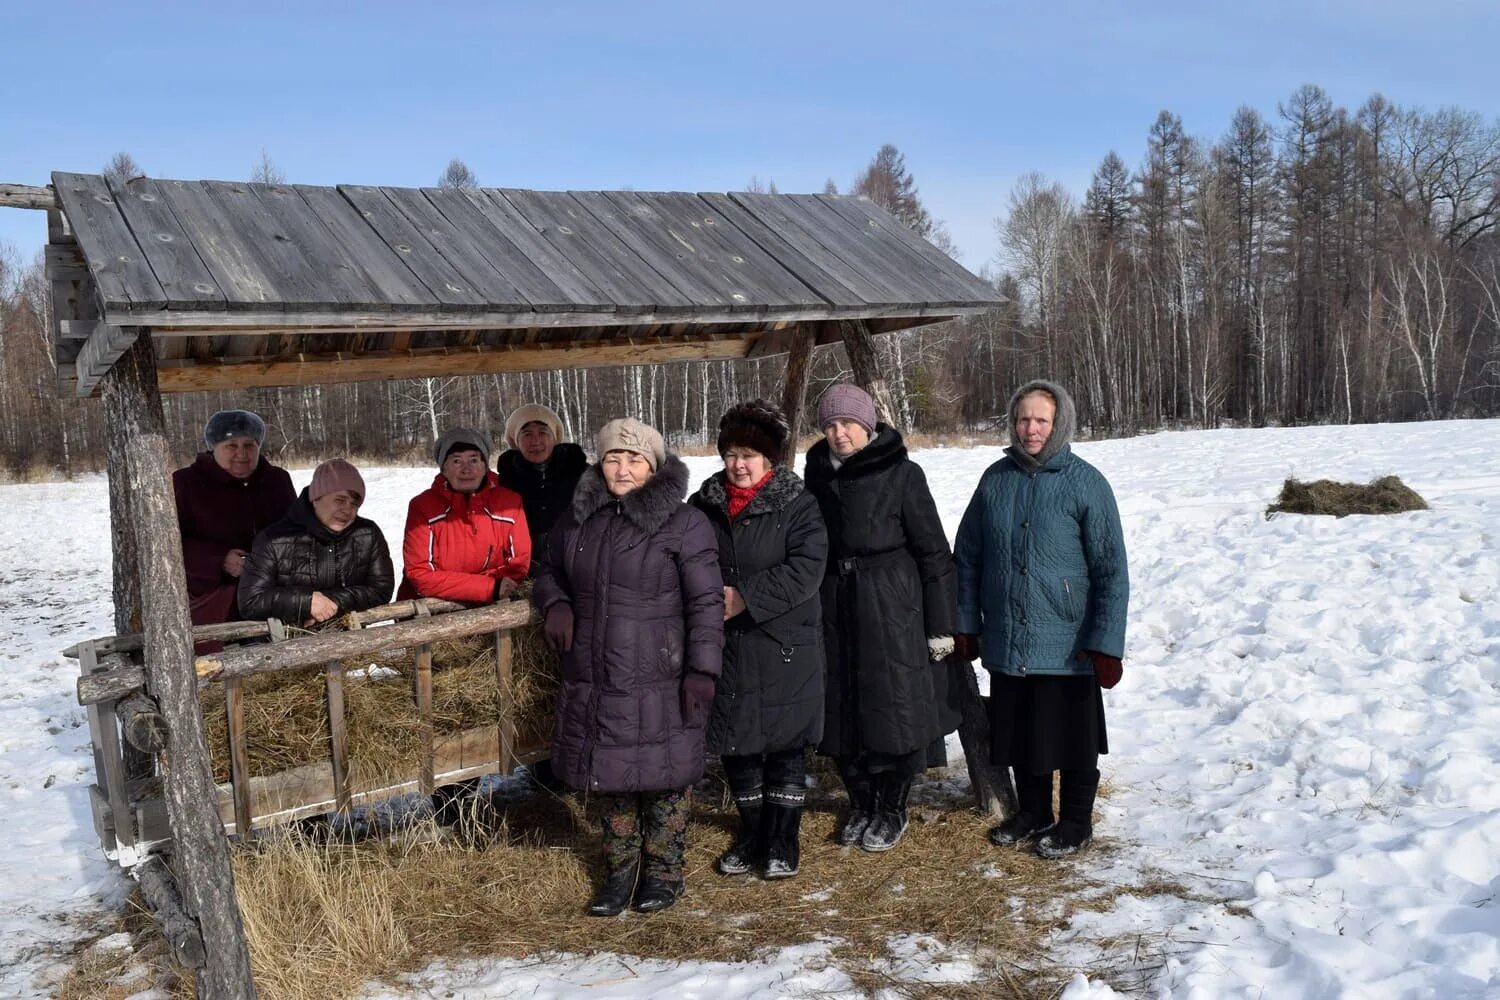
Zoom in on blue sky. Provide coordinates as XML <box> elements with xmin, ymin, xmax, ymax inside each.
<box><xmin>2</xmin><ymin>1</ymin><xmax>1497</xmax><ymax>272</ymax></box>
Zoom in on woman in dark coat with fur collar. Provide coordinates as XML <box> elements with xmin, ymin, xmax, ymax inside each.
<box><xmin>533</xmin><ymin>418</ymin><xmax>724</xmax><ymax>917</ymax></box>
<box><xmin>804</xmin><ymin>384</ymin><xmax>959</xmax><ymax>854</ymax></box>
<box><xmin>690</xmin><ymin>401</ymin><xmax>828</xmax><ymax>881</ymax></box>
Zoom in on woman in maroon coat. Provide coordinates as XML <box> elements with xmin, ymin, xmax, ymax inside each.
<box><xmin>173</xmin><ymin>409</ymin><xmax>296</xmax><ymax>625</ymax></box>
<box><xmin>533</xmin><ymin>417</ymin><xmax>724</xmax><ymax>917</ymax></box>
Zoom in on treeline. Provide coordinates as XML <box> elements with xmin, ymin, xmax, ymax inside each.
<box><xmin>2</xmin><ymin>84</ymin><xmax>1498</xmax><ymax>477</ymax></box>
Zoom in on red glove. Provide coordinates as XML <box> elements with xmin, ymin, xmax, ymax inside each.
<box><xmin>1083</xmin><ymin>650</ymin><xmax>1123</xmax><ymax>689</ymax></box>
<box><xmin>543</xmin><ymin>603</ymin><xmax>574</xmax><ymax>654</ymax></box>
<box><xmin>953</xmin><ymin>633</ymin><xmax>980</xmax><ymax>662</ymax></box>
<box><xmin>681</xmin><ymin>672</ymin><xmax>715</xmax><ymax>728</ymax></box>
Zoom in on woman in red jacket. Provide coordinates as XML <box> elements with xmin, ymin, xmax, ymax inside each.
<box><xmin>398</xmin><ymin>428</ymin><xmax>531</xmax><ymax>602</ymax></box>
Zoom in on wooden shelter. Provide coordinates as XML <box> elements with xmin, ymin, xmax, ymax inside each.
<box><xmin>2</xmin><ymin>173</ymin><xmax>1005</xmax><ymax>1000</ymax></box>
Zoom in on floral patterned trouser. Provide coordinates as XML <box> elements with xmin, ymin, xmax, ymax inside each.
<box><xmin>597</xmin><ymin>788</ymin><xmax>690</xmax><ymax>883</ymax></box>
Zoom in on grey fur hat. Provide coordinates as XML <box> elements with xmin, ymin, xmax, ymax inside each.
<box><xmin>204</xmin><ymin>409</ymin><xmax>267</xmax><ymax>449</ymax></box>
<box><xmin>1007</xmin><ymin>379</ymin><xmax>1077</xmax><ymax>467</ymax></box>
<box><xmin>433</xmin><ymin>427</ymin><xmax>493</xmax><ymax>467</ymax></box>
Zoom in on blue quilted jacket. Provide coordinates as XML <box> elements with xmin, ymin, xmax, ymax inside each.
<box><xmin>954</xmin><ymin>446</ymin><xmax>1128</xmax><ymax>677</ymax></box>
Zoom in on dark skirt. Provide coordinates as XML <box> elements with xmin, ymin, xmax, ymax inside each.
<box><xmin>988</xmin><ymin>673</ymin><xmax>1108</xmax><ymax>775</ymax></box>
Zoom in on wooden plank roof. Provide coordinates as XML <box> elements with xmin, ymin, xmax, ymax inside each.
<box><xmin>46</xmin><ymin>173</ymin><xmax>1004</xmax><ymax>395</ymax></box>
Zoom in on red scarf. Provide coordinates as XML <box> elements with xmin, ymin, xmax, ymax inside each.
<box><xmin>726</xmin><ymin>470</ymin><xmax>774</xmax><ymax>520</ymax></box>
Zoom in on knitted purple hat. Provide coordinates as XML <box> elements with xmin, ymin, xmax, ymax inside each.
<box><xmin>817</xmin><ymin>384</ymin><xmax>878</xmax><ymax>434</ymax></box>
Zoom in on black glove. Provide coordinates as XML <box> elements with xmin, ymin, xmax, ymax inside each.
<box><xmin>544</xmin><ymin>603</ymin><xmax>574</xmax><ymax>654</ymax></box>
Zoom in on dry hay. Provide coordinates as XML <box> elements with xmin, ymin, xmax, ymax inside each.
<box><xmin>215</xmin><ymin>771</ymin><xmax>1185</xmax><ymax>1000</ymax></box>
<box><xmin>200</xmin><ymin>621</ymin><xmax>559</xmax><ymax>787</ymax></box>
<box><xmin>1266</xmin><ymin>475</ymin><xmax>1428</xmax><ymax>518</ymax></box>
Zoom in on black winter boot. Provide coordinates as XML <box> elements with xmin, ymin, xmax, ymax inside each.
<box><xmin>1036</xmin><ymin>767</ymin><xmax>1098</xmax><ymax>859</ymax></box>
<box><xmin>762</xmin><ymin>784</ymin><xmax>805</xmax><ymax>879</ymax></box>
<box><xmin>587</xmin><ymin>859</ymin><xmax>640</xmax><ymax>917</ymax></box>
<box><xmin>632</xmin><ymin>872</ymin><xmax>684</xmax><ymax>913</ymax></box>
<box><xmin>836</xmin><ymin>764</ymin><xmax>876</xmax><ymax>846</ymax></box>
<box><xmin>717</xmin><ymin>800</ymin><xmax>763</xmax><ymax>875</ymax></box>
<box><xmin>1035</xmin><ymin>820</ymin><xmax>1093</xmax><ymax>859</ymax></box>
<box><xmin>860</xmin><ymin>771</ymin><xmax>913</xmax><ymax>853</ymax></box>
<box><xmin>987</xmin><ymin>811</ymin><xmax>1054</xmax><ymax>846</ymax></box>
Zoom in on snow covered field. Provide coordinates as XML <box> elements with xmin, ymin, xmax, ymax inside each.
<box><xmin>2</xmin><ymin>420</ymin><xmax>1498</xmax><ymax>998</ymax></box>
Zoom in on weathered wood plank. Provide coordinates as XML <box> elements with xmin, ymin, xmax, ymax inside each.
<box><xmin>78</xmin><ymin>664</ymin><xmax>147</xmax><ymax>706</ymax></box>
<box><xmin>104</xmin><ymin>333</ymin><xmax>255</xmax><ymax>998</ymax></box>
<box><xmin>154</xmin><ymin>179</ymin><xmax>281</xmax><ymax>308</ymax></box>
<box><xmin>106</xmin><ymin>176</ymin><xmax>227</xmax><ymax>311</ymax></box>
<box><xmin>292</xmin><ymin>184</ymin><xmax>441</xmax><ymax>314</ymax></box>
<box><xmin>500</xmin><ymin>188</ymin><xmax>697</xmax><ymax>314</ymax></box>
<box><xmin>817</xmin><ymin>194</ymin><xmax>996</xmax><ymax>303</ymax></box>
<box><xmin>76</xmin><ymin>323</ymin><xmax>146</xmax><ymax>397</ymax></box>
<box><xmin>50</xmin><ymin>173</ymin><xmax>166</xmax><ymax>311</ymax></box>
<box><xmin>225</xmin><ymin>679</ymin><xmax>253</xmax><ymax>839</ymax></box>
<box><xmin>138</xmin><ymin>856</ymin><xmax>208</xmax><ymax>970</ymax></box>
<box><xmin>195</xmin><ymin>601</ymin><xmax>536</xmax><ymax>682</ymax></box>
<box><xmin>726</xmin><ymin>192</ymin><xmax>908</xmax><ymax>307</ymax></box>
<box><xmin>0</xmin><ymin>182</ymin><xmax>56</xmax><ymax>209</ymax></box>
<box><xmin>782</xmin><ymin>194</ymin><xmax>961</xmax><ymax>307</ymax></box>
<box><xmin>325</xmin><ymin>663</ymin><xmax>351</xmax><ymax>813</ymax></box>
<box><xmin>335</xmin><ymin>185</ymin><xmax>487</xmax><ymax>311</ymax></box>
<box><xmin>574</xmin><ymin>191</ymin><xmax>749</xmax><ymax>310</ymax></box>
<box><xmin>380</xmin><ymin>186</ymin><xmax>532</xmax><ymax>308</ymax></box>
<box><xmin>80</xmin><ymin>644</ymin><xmax>135</xmax><ymax>852</ymax></box>
<box><xmin>415</xmin><ymin>644</ymin><xmax>435</xmax><ymax>795</ymax></box>
<box><xmin>494</xmin><ymin>630</ymin><xmax>515</xmax><ymax>776</ymax></box>
<box><xmin>460</xmin><ymin>188</ymin><xmax>614</xmax><ymax>310</ymax></box>
<box><xmin>150</xmin><ymin>336</ymin><xmax>756</xmax><ymax>392</ymax></box>
<box><xmin>700</xmin><ymin>192</ymin><xmax>875</xmax><ymax>308</ymax></box>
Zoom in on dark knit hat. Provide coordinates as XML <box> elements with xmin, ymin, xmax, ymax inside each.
<box><xmin>204</xmin><ymin>409</ymin><xmax>267</xmax><ymax>449</ymax></box>
<box><xmin>309</xmin><ymin>459</ymin><xmax>366</xmax><ymax>504</ymax></box>
<box><xmin>717</xmin><ymin>399</ymin><xmax>790</xmax><ymax>465</ymax></box>
<box><xmin>432</xmin><ymin>427</ymin><xmax>492</xmax><ymax>467</ymax></box>
<box><xmin>817</xmin><ymin>384</ymin><xmax>878</xmax><ymax>434</ymax></box>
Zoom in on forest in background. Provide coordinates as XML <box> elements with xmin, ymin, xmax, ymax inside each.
<box><xmin>2</xmin><ymin>83</ymin><xmax>1497</xmax><ymax>477</ymax></box>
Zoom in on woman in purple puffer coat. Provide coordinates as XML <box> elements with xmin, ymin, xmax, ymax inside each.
<box><xmin>533</xmin><ymin>417</ymin><xmax>724</xmax><ymax>917</ymax></box>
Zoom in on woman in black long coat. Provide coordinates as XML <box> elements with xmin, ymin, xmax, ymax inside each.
<box><xmin>689</xmin><ymin>401</ymin><xmax>828</xmax><ymax>880</ymax></box>
<box><xmin>803</xmin><ymin>384</ymin><xmax>958</xmax><ymax>853</ymax></box>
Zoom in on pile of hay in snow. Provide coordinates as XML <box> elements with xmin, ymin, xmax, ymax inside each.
<box><xmin>200</xmin><ymin>615</ymin><xmax>559</xmax><ymax>788</ymax></box>
<box><xmin>1266</xmin><ymin>475</ymin><xmax>1429</xmax><ymax>519</ymax></box>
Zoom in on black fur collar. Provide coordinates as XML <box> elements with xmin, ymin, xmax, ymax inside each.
<box><xmin>572</xmin><ymin>453</ymin><xmax>691</xmax><ymax>535</ymax></box>
<box><xmin>805</xmin><ymin>424</ymin><xmax>908</xmax><ymax>483</ymax></box>
<box><xmin>696</xmin><ymin>464</ymin><xmax>804</xmax><ymax>518</ymax></box>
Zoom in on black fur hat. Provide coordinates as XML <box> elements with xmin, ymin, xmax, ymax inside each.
<box><xmin>717</xmin><ymin>399</ymin><xmax>789</xmax><ymax>465</ymax></box>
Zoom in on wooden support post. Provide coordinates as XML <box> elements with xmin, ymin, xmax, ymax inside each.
<box><xmin>955</xmin><ymin>667</ymin><xmax>1017</xmax><ymax>818</ymax></box>
<box><xmin>224</xmin><ymin>679</ymin><xmax>252</xmax><ymax>839</ymax></box>
<box><xmin>780</xmin><ymin>324</ymin><xmax>815</xmax><ymax>466</ymax></box>
<box><xmin>494</xmin><ymin>629</ymin><xmax>516</xmax><ymax>776</ymax></box>
<box><xmin>100</xmin><ymin>332</ymin><xmax>256</xmax><ymax>999</ymax></box>
<box><xmin>325</xmin><ymin>663</ymin><xmax>350</xmax><ymax>814</ymax></box>
<box><xmin>414</xmin><ymin>601</ymin><xmax>435</xmax><ymax>795</ymax></box>
<box><xmin>838</xmin><ymin>319</ymin><xmax>898</xmax><ymax>425</ymax></box>
<box><xmin>138</xmin><ymin>856</ymin><xmax>207</xmax><ymax>970</ymax></box>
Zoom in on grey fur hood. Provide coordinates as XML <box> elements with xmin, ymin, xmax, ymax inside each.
<box><xmin>1006</xmin><ymin>379</ymin><xmax>1077</xmax><ymax>470</ymax></box>
<box><xmin>572</xmin><ymin>453</ymin><xmax>691</xmax><ymax>535</ymax></box>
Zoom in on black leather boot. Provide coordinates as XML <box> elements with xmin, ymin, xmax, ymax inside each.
<box><xmin>717</xmin><ymin>800</ymin><xmax>763</xmax><ymax>875</ymax></box>
<box><xmin>587</xmin><ymin>859</ymin><xmax>640</xmax><ymax>917</ymax></box>
<box><xmin>633</xmin><ymin>871</ymin><xmax>684</xmax><ymax>913</ymax></box>
<box><xmin>762</xmin><ymin>784</ymin><xmax>804</xmax><ymax>879</ymax></box>
<box><xmin>860</xmin><ymin>771</ymin><xmax>912</xmax><ymax>852</ymax></box>
<box><xmin>836</xmin><ymin>763</ymin><xmax>876</xmax><ymax>846</ymax></box>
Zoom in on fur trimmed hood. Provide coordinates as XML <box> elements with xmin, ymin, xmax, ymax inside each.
<box><xmin>694</xmin><ymin>463</ymin><xmax>804</xmax><ymax>519</ymax></box>
<box><xmin>572</xmin><ymin>453</ymin><xmax>691</xmax><ymax>535</ymax></box>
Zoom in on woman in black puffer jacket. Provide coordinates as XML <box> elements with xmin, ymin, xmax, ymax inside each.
<box><xmin>238</xmin><ymin>459</ymin><xmax>395</xmax><ymax>625</ymax></box>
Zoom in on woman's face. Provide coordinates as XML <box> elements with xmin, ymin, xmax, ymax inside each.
<box><xmin>442</xmin><ymin>448</ymin><xmax>488</xmax><ymax>493</ymax></box>
<box><xmin>823</xmin><ymin>419</ymin><xmax>870</xmax><ymax>459</ymax></box>
<box><xmin>212</xmin><ymin>436</ymin><xmax>260</xmax><ymax>479</ymax></box>
<box><xmin>517</xmin><ymin>421</ymin><xmax>556</xmax><ymax>465</ymax></box>
<box><xmin>1014</xmin><ymin>392</ymin><xmax>1058</xmax><ymax>456</ymax></box>
<box><xmin>723</xmin><ymin>447</ymin><xmax>771</xmax><ymax>487</ymax></box>
<box><xmin>312</xmin><ymin>490</ymin><xmax>361</xmax><ymax>534</ymax></box>
<box><xmin>602</xmin><ymin>450</ymin><xmax>653</xmax><ymax>496</ymax></box>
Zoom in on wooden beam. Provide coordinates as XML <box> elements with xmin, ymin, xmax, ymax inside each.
<box><xmin>780</xmin><ymin>324</ymin><xmax>815</xmax><ymax>467</ymax></box>
<box><xmin>76</xmin><ymin>323</ymin><xmax>146</xmax><ymax>397</ymax></box>
<box><xmin>0</xmin><ymin>182</ymin><xmax>57</xmax><ymax>209</ymax></box>
<box><xmin>102</xmin><ymin>333</ymin><xmax>256</xmax><ymax>999</ymax></box>
<box><xmin>147</xmin><ymin>337</ymin><xmax>760</xmax><ymax>393</ymax></box>
<box><xmin>838</xmin><ymin>319</ymin><xmax>898</xmax><ymax>426</ymax></box>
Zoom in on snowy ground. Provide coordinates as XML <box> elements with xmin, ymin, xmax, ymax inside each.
<box><xmin>2</xmin><ymin>420</ymin><xmax>1498</xmax><ymax>998</ymax></box>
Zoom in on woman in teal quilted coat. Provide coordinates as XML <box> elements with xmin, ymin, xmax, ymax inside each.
<box><xmin>953</xmin><ymin>379</ymin><xmax>1128</xmax><ymax>858</ymax></box>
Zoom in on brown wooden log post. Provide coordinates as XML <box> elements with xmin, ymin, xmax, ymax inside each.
<box><xmin>837</xmin><ymin>319</ymin><xmax>898</xmax><ymax>425</ymax></box>
<box><xmin>779</xmin><ymin>323</ymin><xmax>815</xmax><ymax>466</ymax></box>
<box><xmin>101</xmin><ymin>332</ymin><xmax>256</xmax><ymax>999</ymax></box>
